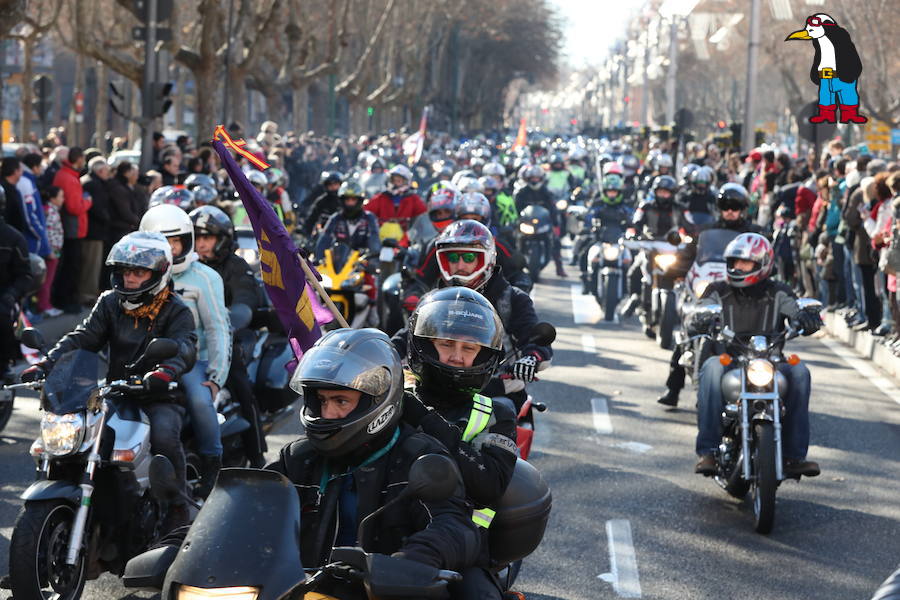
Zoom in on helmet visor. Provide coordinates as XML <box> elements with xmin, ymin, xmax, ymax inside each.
<box><xmin>290</xmin><ymin>345</ymin><xmax>393</xmax><ymax>399</ymax></box>
<box><xmin>413</xmin><ymin>294</ymin><xmax>502</xmax><ymax>350</ymax></box>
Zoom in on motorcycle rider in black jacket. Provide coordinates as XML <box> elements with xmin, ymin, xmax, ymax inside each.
<box><xmin>302</xmin><ymin>171</ymin><xmax>343</xmax><ymax>238</ymax></box>
<box><xmin>0</xmin><ymin>185</ymin><xmax>33</xmax><ymax>383</ymax></box>
<box><xmin>575</xmin><ymin>171</ymin><xmax>631</xmax><ymax>295</ymax></box>
<box><xmin>190</xmin><ymin>205</ymin><xmax>268</xmax><ymax>467</ymax></box>
<box><xmin>21</xmin><ymin>231</ymin><xmax>198</xmax><ymax>529</ymax></box>
<box><xmin>265</xmin><ymin>328</ymin><xmax>482</xmax><ymax>597</ymax></box>
<box><xmin>515</xmin><ymin>165</ymin><xmax>566</xmax><ymax>277</ymax></box>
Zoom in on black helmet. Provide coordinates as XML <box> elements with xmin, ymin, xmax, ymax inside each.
<box><xmin>338</xmin><ymin>180</ymin><xmax>365</xmax><ymax>217</ymax></box>
<box><xmin>189</xmin><ymin>205</ymin><xmax>235</xmax><ymax>264</ymax></box>
<box><xmin>292</xmin><ymin>328</ymin><xmax>403</xmax><ymax>459</ymax></box>
<box><xmin>651</xmin><ymin>175</ymin><xmax>677</xmax><ymax>206</ymax></box>
<box><xmin>184</xmin><ymin>173</ymin><xmax>216</xmax><ymax>191</ymax></box>
<box><xmin>407</xmin><ymin>287</ymin><xmax>504</xmax><ymax>398</ymax></box>
<box><xmin>717</xmin><ymin>182</ymin><xmax>750</xmax><ymax>212</ymax></box>
<box><xmin>106</xmin><ymin>231</ymin><xmax>173</xmax><ymax>309</ymax></box>
<box><xmin>320</xmin><ymin>170</ymin><xmax>344</xmax><ymax>187</ymax></box>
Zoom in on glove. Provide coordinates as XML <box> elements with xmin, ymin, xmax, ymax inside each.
<box><xmin>143</xmin><ymin>368</ymin><xmax>175</xmax><ymax>393</ymax></box>
<box><xmin>20</xmin><ymin>363</ymin><xmax>47</xmax><ymax>383</ymax></box>
<box><xmin>402</xmin><ymin>394</ymin><xmax>430</xmax><ymax>427</ymax></box>
<box><xmin>793</xmin><ymin>311</ymin><xmax>821</xmax><ymax>335</ymax></box>
<box><xmin>512</xmin><ymin>354</ymin><xmax>539</xmax><ymax>383</ymax></box>
<box><xmin>382</xmin><ymin>238</ymin><xmax>398</xmax><ymax>248</ymax></box>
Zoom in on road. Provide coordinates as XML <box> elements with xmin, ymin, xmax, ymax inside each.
<box><xmin>2</xmin><ymin>267</ymin><xmax>900</xmax><ymax>599</ymax></box>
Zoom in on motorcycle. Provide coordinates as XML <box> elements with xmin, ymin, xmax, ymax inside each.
<box><xmin>2</xmin><ymin>329</ymin><xmax>182</xmax><ymax>600</ymax></box>
<box><xmin>699</xmin><ymin>298</ymin><xmax>822</xmax><ymax>534</ymax></box>
<box><xmin>586</xmin><ymin>221</ymin><xmax>631</xmax><ymax>321</ymax></box>
<box><xmin>318</xmin><ymin>243</ymin><xmax>376</xmax><ymax>329</ymax></box>
<box><xmin>124</xmin><ymin>452</ymin><xmax>551</xmax><ymax>599</ymax></box>
<box><xmin>381</xmin><ymin>246</ymin><xmax>424</xmax><ymax>337</ymax></box>
<box><xmin>624</xmin><ymin>231</ymin><xmax>684</xmax><ymax>349</ymax></box>
<box><xmin>517</xmin><ymin>205</ymin><xmax>553</xmax><ymax>284</ymax></box>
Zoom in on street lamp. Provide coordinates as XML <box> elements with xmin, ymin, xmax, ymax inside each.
<box><xmin>659</xmin><ymin>0</ymin><xmax>699</xmax><ymax>126</ymax></box>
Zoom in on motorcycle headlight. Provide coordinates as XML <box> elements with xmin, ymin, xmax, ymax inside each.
<box><xmin>176</xmin><ymin>585</ymin><xmax>260</xmax><ymax>600</ymax></box>
<box><xmin>235</xmin><ymin>248</ymin><xmax>259</xmax><ymax>268</ymax></box>
<box><xmin>556</xmin><ymin>199</ymin><xmax>568</xmax><ymax>210</ymax></box>
<box><xmin>319</xmin><ymin>274</ymin><xmax>333</xmax><ymax>288</ymax></box>
<box><xmin>602</xmin><ymin>243</ymin><xmax>620</xmax><ymax>261</ymax></box>
<box><xmin>654</xmin><ymin>253</ymin><xmax>677</xmax><ymax>270</ymax></box>
<box><xmin>40</xmin><ymin>412</ymin><xmax>85</xmax><ymax>456</ymax></box>
<box><xmin>746</xmin><ymin>359</ymin><xmax>775</xmax><ymax>387</ymax></box>
<box><xmin>693</xmin><ymin>279</ymin><xmax>710</xmax><ymax>298</ymax></box>
<box><xmin>519</xmin><ymin>223</ymin><xmax>535</xmax><ymax>235</ymax></box>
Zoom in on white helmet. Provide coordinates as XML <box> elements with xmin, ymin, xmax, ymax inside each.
<box><xmin>246</xmin><ymin>169</ymin><xmax>268</xmax><ymax>189</ymax></box>
<box><xmin>105</xmin><ymin>231</ymin><xmax>173</xmax><ymax>310</ymax></box>
<box><xmin>457</xmin><ymin>177</ymin><xmax>484</xmax><ymax>194</ymax></box>
<box><xmin>482</xmin><ymin>162</ymin><xmax>506</xmax><ymax>178</ymax></box>
<box><xmin>139</xmin><ymin>204</ymin><xmax>197</xmax><ymax>274</ymax></box>
<box><xmin>388</xmin><ymin>164</ymin><xmax>412</xmax><ymax>195</ymax></box>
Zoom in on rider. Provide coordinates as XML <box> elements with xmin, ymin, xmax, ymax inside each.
<box><xmin>21</xmin><ymin>231</ymin><xmax>198</xmax><ymax>529</ymax></box>
<box><xmin>365</xmin><ymin>164</ymin><xmax>427</xmax><ymax>247</ymax></box>
<box><xmin>693</xmin><ymin>233</ymin><xmax>821</xmax><ymax>478</ymax></box>
<box><xmin>303</xmin><ymin>171</ymin><xmax>343</xmax><ymax>238</ymax></box>
<box><xmin>140</xmin><ymin>204</ymin><xmax>232</xmax><ymax>497</ymax></box>
<box><xmin>515</xmin><ymin>165</ymin><xmax>566</xmax><ymax>277</ymax></box>
<box><xmin>265</xmin><ymin>167</ymin><xmax>295</xmax><ymax>231</ymax></box>
<box><xmin>545</xmin><ymin>152</ymin><xmax>574</xmax><ymax>202</ymax></box>
<box><xmin>402</xmin><ymin>287</ymin><xmax>515</xmax><ymax>599</ymax></box>
<box><xmin>408</xmin><ymin>185</ymin><xmax>458</xmax><ymax>247</ymax></box>
<box><xmin>314</xmin><ymin>180</ymin><xmax>381</xmax><ymax>258</ymax></box>
<box><xmin>189</xmin><ymin>204</ymin><xmax>268</xmax><ymax>467</ymax></box>
<box><xmin>576</xmin><ymin>172</ymin><xmax>632</xmax><ymax>295</ymax></box>
<box><xmin>657</xmin><ymin>183</ymin><xmax>764</xmax><ymax>407</ymax></box>
<box><xmin>676</xmin><ymin>166</ymin><xmax>716</xmax><ymax>219</ymax></box>
<box><xmin>265</xmin><ymin>328</ymin><xmax>481</xmax><ymax>594</ymax></box>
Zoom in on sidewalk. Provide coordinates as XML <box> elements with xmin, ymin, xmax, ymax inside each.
<box><xmin>822</xmin><ymin>311</ymin><xmax>900</xmax><ymax>382</ymax></box>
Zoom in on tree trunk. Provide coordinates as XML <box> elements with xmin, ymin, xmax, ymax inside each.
<box><xmin>20</xmin><ymin>36</ymin><xmax>33</xmax><ymax>141</ymax></box>
<box><xmin>174</xmin><ymin>65</ymin><xmax>186</xmax><ymax>131</ymax></box>
<box><xmin>230</xmin><ymin>70</ymin><xmax>248</xmax><ymax>130</ymax></box>
<box><xmin>94</xmin><ymin>60</ymin><xmax>109</xmax><ymax>148</ymax></box>
<box><xmin>71</xmin><ymin>52</ymin><xmax>86</xmax><ymax>147</ymax></box>
<box><xmin>292</xmin><ymin>84</ymin><xmax>308</xmax><ymax>132</ymax></box>
<box><xmin>194</xmin><ymin>66</ymin><xmax>218</xmax><ymax>142</ymax></box>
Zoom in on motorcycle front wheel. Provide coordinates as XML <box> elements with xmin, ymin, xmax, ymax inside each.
<box><xmin>528</xmin><ymin>244</ymin><xmax>544</xmax><ymax>284</ymax></box>
<box><xmin>658</xmin><ymin>292</ymin><xmax>678</xmax><ymax>350</ymax></box>
<box><xmin>9</xmin><ymin>500</ymin><xmax>87</xmax><ymax>600</ymax></box>
<box><xmin>601</xmin><ymin>273</ymin><xmax>619</xmax><ymax>322</ymax></box>
<box><xmin>0</xmin><ymin>388</ymin><xmax>13</xmax><ymax>432</ymax></box>
<box><xmin>751</xmin><ymin>422</ymin><xmax>777</xmax><ymax>534</ymax></box>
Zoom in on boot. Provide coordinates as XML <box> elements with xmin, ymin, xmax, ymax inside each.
<box><xmin>580</xmin><ymin>278</ymin><xmax>591</xmax><ymax>295</ymax></box>
<box><xmin>808</xmin><ymin>104</ymin><xmax>837</xmax><ymax>124</ymax></box>
<box><xmin>839</xmin><ymin>104</ymin><xmax>867</xmax><ymax>124</ymax></box>
<box><xmin>620</xmin><ymin>294</ymin><xmax>640</xmax><ymax>318</ymax></box>
<box><xmin>695</xmin><ymin>454</ymin><xmax>716</xmax><ymax>476</ymax></box>
<box><xmin>784</xmin><ymin>458</ymin><xmax>820</xmax><ymax>478</ymax></box>
<box><xmin>196</xmin><ymin>455</ymin><xmax>222</xmax><ymax>499</ymax></box>
<box><xmin>554</xmin><ymin>257</ymin><xmax>567</xmax><ymax>278</ymax></box>
<box><xmin>657</xmin><ymin>389</ymin><xmax>679</xmax><ymax>407</ymax></box>
<box><xmin>160</xmin><ymin>502</ymin><xmax>190</xmax><ymax>535</ymax></box>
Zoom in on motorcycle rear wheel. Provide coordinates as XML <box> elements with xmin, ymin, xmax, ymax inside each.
<box><xmin>751</xmin><ymin>422</ymin><xmax>777</xmax><ymax>534</ymax></box>
<box><xmin>9</xmin><ymin>500</ymin><xmax>87</xmax><ymax>600</ymax></box>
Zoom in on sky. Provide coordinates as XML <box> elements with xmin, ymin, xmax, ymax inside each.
<box><xmin>549</xmin><ymin>0</ymin><xmax>638</xmax><ymax>68</ymax></box>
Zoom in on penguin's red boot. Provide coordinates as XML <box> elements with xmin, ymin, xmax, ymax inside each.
<box><xmin>809</xmin><ymin>104</ymin><xmax>837</xmax><ymax>124</ymax></box>
<box><xmin>839</xmin><ymin>104</ymin><xmax>868</xmax><ymax>124</ymax></box>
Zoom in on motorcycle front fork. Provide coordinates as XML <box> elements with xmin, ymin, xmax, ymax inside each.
<box><xmin>739</xmin><ymin>394</ymin><xmax>784</xmax><ymax>483</ymax></box>
<box><xmin>66</xmin><ymin>405</ymin><xmax>108</xmax><ymax>565</ymax></box>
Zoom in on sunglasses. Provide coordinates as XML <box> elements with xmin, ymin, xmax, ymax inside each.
<box><xmin>118</xmin><ymin>267</ymin><xmax>151</xmax><ymax>276</ymax></box>
<box><xmin>806</xmin><ymin>16</ymin><xmax>834</xmax><ymax>27</ymax></box>
<box><xmin>721</xmin><ymin>205</ymin><xmax>743</xmax><ymax>212</ymax></box>
<box><xmin>444</xmin><ymin>251</ymin><xmax>478</xmax><ymax>264</ymax></box>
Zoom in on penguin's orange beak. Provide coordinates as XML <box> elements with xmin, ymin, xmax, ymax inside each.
<box><xmin>785</xmin><ymin>29</ymin><xmax>812</xmax><ymax>40</ymax></box>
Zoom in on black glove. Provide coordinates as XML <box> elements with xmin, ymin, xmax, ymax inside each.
<box><xmin>143</xmin><ymin>368</ymin><xmax>176</xmax><ymax>393</ymax></box>
<box><xmin>512</xmin><ymin>354</ymin><xmax>539</xmax><ymax>382</ymax></box>
<box><xmin>382</xmin><ymin>238</ymin><xmax>398</xmax><ymax>248</ymax></box>
<box><xmin>402</xmin><ymin>394</ymin><xmax>430</xmax><ymax>427</ymax></box>
<box><xmin>793</xmin><ymin>311</ymin><xmax>821</xmax><ymax>335</ymax></box>
<box><xmin>20</xmin><ymin>363</ymin><xmax>47</xmax><ymax>383</ymax></box>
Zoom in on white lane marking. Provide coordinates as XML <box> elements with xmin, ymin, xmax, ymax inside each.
<box><xmin>591</xmin><ymin>397</ymin><xmax>613</xmax><ymax>434</ymax></box>
<box><xmin>581</xmin><ymin>333</ymin><xmax>596</xmax><ymax>354</ymax></box>
<box><xmin>819</xmin><ymin>338</ymin><xmax>900</xmax><ymax>406</ymax></box>
<box><xmin>613</xmin><ymin>441</ymin><xmax>653</xmax><ymax>454</ymax></box>
<box><xmin>598</xmin><ymin>519</ymin><xmax>642</xmax><ymax>598</ymax></box>
<box><xmin>571</xmin><ymin>284</ymin><xmax>601</xmax><ymax>324</ymax></box>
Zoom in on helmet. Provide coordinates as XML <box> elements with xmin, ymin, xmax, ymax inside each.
<box><xmin>189</xmin><ymin>205</ymin><xmax>235</xmax><ymax>264</ymax></box>
<box><xmin>603</xmin><ymin>161</ymin><xmax>624</xmax><ymax>176</ymax></box>
<box><xmin>265</xmin><ymin>167</ymin><xmax>285</xmax><ymax>187</ymax></box>
<box><xmin>717</xmin><ymin>182</ymin><xmax>749</xmax><ymax>212</ymax></box>
<box><xmin>457</xmin><ymin>177</ymin><xmax>484</xmax><ymax>195</ymax></box>
<box><xmin>139</xmin><ymin>204</ymin><xmax>196</xmax><ymax>274</ymax></box>
<box><xmin>470</xmin><ymin>156</ymin><xmax>486</xmax><ymax>170</ymax></box>
<box><xmin>435</xmin><ymin>219</ymin><xmax>496</xmax><ymax>290</ymax></box>
<box><xmin>651</xmin><ymin>175</ymin><xmax>678</xmax><ymax>206</ymax></box>
<box><xmin>338</xmin><ymin>180</ymin><xmax>365</xmax><ymax>217</ymax></box>
<box><xmin>549</xmin><ymin>153</ymin><xmax>565</xmax><ymax>168</ymax></box>
<box><xmin>106</xmin><ymin>231</ymin><xmax>173</xmax><ymax>309</ymax></box>
<box><xmin>690</xmin><ymin>166</ymin><xmax>714</xmax><ymax>191</ymax></box>
<box><xmin>320</xmin><ymin>170</ymin><xmax>344</xmax><ymax>186</ymax></box>
<box><xmin>434</xmin><ymin>163</ymin><xmax>454</xmax><ymax>179</ymax></box>
<box><xmin>247</xmin><ymin>169</ymin><xmax>269</xmax><ymax>189</ymax></box>
<box><xmin>524</xmin><ymin>165</ymin><xmax>545</xmax><ymax>189</ymax></box>
<box><xmin>27</xmin><ymin>254</ymin><xmax>47</xmax><ymax>294</ymax></box>
<box><xmin>292</xmin><ymin>328</ymin><xmax>403</xmax><ymax>459</ymax></box>
<box><xmin>149</xmin><ymin>186</ymin><xmax>196</xmax><ymax>212</ymax></box>
<box><xmin>183</xmin><ymin>173</ymin><xmax>216</xmax><ymax>191</ymax></box>
<box><xmin>656</xmin><ymin>153</ymin><xmax>673</xmax><ymax>171</ymax></box>
<box><xmin>600</xmin><ymin>174</ymin><xmax>624</xmax><ymax>205</ymax></box>
<box><xmin>479</xmin><ymin>175</ymin><xmax>500</xmax><ymax>196</ymax></box>
<box><xmin>723</xmin><ymin>233</ymin><xmax>774</xmax><ymax>288</ymax></box>
<box><xmin>482</xmin><ymin>162</ymin><xmax>506</xmax><ymax>178</ymax></box>
<box><xmin>192</xmin><ymin>184</ymin><xmax>218</xmax><ymax>207</ymax></box>
<box><xmin>451</xmin><ymin>169</ymin><xmax>476</xmax><ymax>187</ymax></box>
<box><xmin>367</xmin><ymin>156</ymin><xmax>386</xmax><ymax>171</ymax></box>
<box><xmin>455</xmin><ymin>192</ymin><xmax>492</xmax><ymax>223</ymax></box>
<box><xmin>388</xmin><ymin>164</ymin><xmax>412</xmax><ymax>195</ymax></box>
<box><xmin>680</xmin><ymin>163</ymin><xmax>699</xmax><ymax>186</ymax></box>
<box><xmin>407</xmin><ymin>287</ymin><xmax>504</xmax><ymax>395</ymax></box>
<box><xmin>428</xmin><ymin>187</ymin><xmax>459</xmax><ymax>231</ymax></box>
<box><xmin>621</xmin><ymin>154</ymin><xmax>639</xmax><ymax>176</ymax></box>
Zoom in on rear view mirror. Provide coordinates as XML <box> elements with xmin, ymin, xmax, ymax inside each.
<box><xmin>528</xmin><ymin>322</ymin><xmax>556</xmax><ymax>347</ymax></box>
<box><xmin>407</xmin><ymin>454</ymin><xmax>460</xmax><ymax>503</ymax></box>
<box><xmin>143</xmin><ymin>338</ymin><xmax>180</xmax><ymax>362</ymax></box>
<box><xmin>666</xmin><ymin>230</ymin><xmax>682</xmax><ymax>246</ymax></box>
<box><xmin>20</xmin><ymin>327</ymin><xmax>46</xmax><ymax>352</ymax></box>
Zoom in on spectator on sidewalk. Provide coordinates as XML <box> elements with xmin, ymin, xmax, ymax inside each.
<box><xmin>51</xmin><ymin>146</ymin><xmax>91</xmax><ymax>314</ymax></box>
<box><xmin>105</xmin><ymin>160</ymin><xmax>146</xmax><ymax>289</ymax></box>
<box><xmin>1</xmin><ymin>157</ymin><xmax>28</xmax><ymax>235</ymax></box>
<box><xmin>18</xmin><ymin>153</ymin><xmax>51</xmax><ymax>260</ymax></box>
<box><xmin>80</xmin><ymin>156</ymin><xmax>112</xmax><ymax>305</ymax></box>
<box><xmin>37</xmin><ymin>185</ymin><xmax>64</xmax><ymax>318</ymax></box>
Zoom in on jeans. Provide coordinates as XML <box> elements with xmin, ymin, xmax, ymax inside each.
<box><xmin>182</xmin><ymin>359</ymin><xmax>223</xmax><ymax>456</ymax></box>
<box><xmin>831</xmin><ymin>242</ymin><xmax>847</xmax><ymax>306</ymax></box>
<box><xmin>696</xmin><ymin>356</ymin><xmax>811</xmax><ymax>459</ymax></box>
<box><xmin>842</xmin><ymin>246</ymin><xmax>857</xmax><ymax>309</ymax></box>
<box><xmin>818</xmin><ymin>77</ymin><xmax>860</xmax><ymax>106</ymax></box>
<box><xmin>850</xmin><ymin>259</ymin><xmax>866</xmax><ymax>317</ymax></box>
<box><xmin>143</xmin><ymin>402</ymin><xmax>187</xmax><ymax>497</ymax></box>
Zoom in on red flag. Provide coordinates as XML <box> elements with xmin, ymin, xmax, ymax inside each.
<box><xmin>512</xmin><ymin>118</ymin><xmax>527</xmax><ymax>150</ymax></box>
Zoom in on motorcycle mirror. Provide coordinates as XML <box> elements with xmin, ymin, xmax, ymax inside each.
<box><xmin>148</xmin><ymin>454</ymin><xmax>181</xmax><ymax>503</ymax></box>
<box><xmin>666</xmin><ymin>230</ymin><xmax>682</xmax><ymax>246</ymax></box>
<box><xmin>528</xmin><ymin>322</ymin><xmax>557</xmax><ymax>347</ymax></box>
<box><xmin>19</xmin><ymin>327</ymin><xmax>47</xmax><ymax>352</ymax></box>
<box><xmin>122</xmin><ymin>545</ymin><xmax>179</xmax><ymax>590</ymax></box>
<box><xmin>229</xmin><ymin>303</ymin><xmax>253</xmax><ymax>331</ymax></box>
<box><xmin>142</xmin><ymin>338</ymin><xmax>180</xmax><ymax>362</ymax></box>
<box><xmin>407</xmin><ymin>454</ymin><xmax>461</xmax><ymax>503</ymax></box>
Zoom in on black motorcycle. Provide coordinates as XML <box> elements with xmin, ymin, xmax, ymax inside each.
<box><xmin>517</xmin><ymin>205</ymin><xmax>553</xmax><ymax>283</ymax></box>
<box><xmin>586</xmin><ymin>221</ymin><xmax>630</xmax><ymax>321</ymax></box>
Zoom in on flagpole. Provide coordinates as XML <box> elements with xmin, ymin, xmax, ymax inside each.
<box><xmin>298</xmin><ymin>257</ymin><xmax>351</xmax><ymax>328</ymax></box>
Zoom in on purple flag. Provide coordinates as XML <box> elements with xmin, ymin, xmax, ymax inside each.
<box><xmin>212</xmin><ymin>139</ymin><xmax>332</xmax><ymax>359</ymax></box>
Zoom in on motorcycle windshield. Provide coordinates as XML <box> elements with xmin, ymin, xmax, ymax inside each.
<box><xmin>682</xmin><ymin>211</ymin><xmax>715</xmax><ymax>227</ymax></box>
<box><xmin>41</xmin><ymin>350</ymin><xmax>101</xmax><ymax>414</ymax></box>
<box><xmin>519</xmin><ymin>205</ymin><xmax>551</xmax><ymax>225</ymax></box>
<box><xmin>165</xmin><ymin>468</ymin><xmax>304</xmax><ymax>596</ymax></box>
<box><xmin>598</xmin><ymin>224</ymin><xmax>624</xmax><ymax>244</ymax></box>
<box><xmin>695</xmin><ymin>229</ymin><xmax>741</xmax><ymax>265</ymax></box>
<box><xmin>330</xmin><ymin>243</ymin><xmax>352</xmax><ymax>273</ymax></box>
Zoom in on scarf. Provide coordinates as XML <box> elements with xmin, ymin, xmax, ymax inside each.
<box><xmin>124</xmin><ymin>287</ymin><xmax>170</xmax><ymax>329</ymax></box>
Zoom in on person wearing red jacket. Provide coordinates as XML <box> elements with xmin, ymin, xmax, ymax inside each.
<box><xmin>51</xmin><ymin>146</ymin><xmax>91</xmax><ymax>314</ymax></box>
<box><xmin>364</xmin><ymin>164</ymin><xmax>425</xmax><ymax>247</ymax></box>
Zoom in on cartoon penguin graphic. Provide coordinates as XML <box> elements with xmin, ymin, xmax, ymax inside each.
<box><xmin>786</xmin><ymin>13</ymin><xmax>867</xmax><ymax>124</ymax></box>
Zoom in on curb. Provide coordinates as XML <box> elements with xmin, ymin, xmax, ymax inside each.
<box><xmin>822</xmin><ymin>311</ymin><xmax>900</xmax><ymax>381</ymax></box>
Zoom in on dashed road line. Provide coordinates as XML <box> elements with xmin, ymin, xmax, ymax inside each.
<box><xmin>591</xmin><ymin>397</ymin><xmax>613</xmax><ymax>434</ymax></box>
<box><xmin>598</xmin><ymin>519</ymin><xmax>642</xmax><ymax>598</ymax></box>
<box><xmin>581</xmin><ymin>333</ymin><xmax>596</xmax><ymax>355</ymax></box>
<box><xmin>571</xmin><ymin>284</ymin><xmax>601</xmax><ymax>324</ymax></box>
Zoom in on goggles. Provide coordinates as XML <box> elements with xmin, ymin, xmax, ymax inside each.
<box><xmin>806</xmin><ymin>16</ymin><xmax>834</xmax><ymax>27</ymax></box>
<box><xmin>444</xmin><ymin>251</ymin><xmax>478</xmax><ymax>264</ymax></box>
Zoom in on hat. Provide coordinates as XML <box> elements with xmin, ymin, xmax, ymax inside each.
<box><xmin>746</xmin><ymin>150</ymin><xmax>762</xmax><ymax>163</ymax></box>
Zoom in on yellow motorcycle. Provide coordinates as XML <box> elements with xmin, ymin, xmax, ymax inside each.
<box><xmin>318</xmin><ymin>243</ymin><xmax>376</xmax><ymax>328</ymax></box>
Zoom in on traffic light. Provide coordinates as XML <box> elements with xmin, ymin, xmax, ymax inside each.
<box><xmin>570</xmin><ymin>118</ymin><xmax>578</xmax><ymax>126</ymax></box>
<box><xmin>716</xmin><ymin>120</ymin><xmax>727</xmax><ymax>129</ymax></box>
<box><xmin>151</xmin><ymin>81</ymin><xmax>173</xmax><ymax>118</ymax></box>
<box><xmin>729</xmin><ymin>122</ymin><xmax>742</xmax><ymax>149</ymax></box>
<box><xmin>367</xmin><ymin>106</ymin><xmax>374</xmax><ymax>116</ymax></box>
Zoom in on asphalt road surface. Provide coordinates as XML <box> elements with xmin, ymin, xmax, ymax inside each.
<box><xmin>2</xmin><ymin>265</ymin><xmax>899</xmax><ymax>599</ymax></box>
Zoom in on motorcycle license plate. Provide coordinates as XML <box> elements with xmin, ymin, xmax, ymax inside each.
<box><xmin>379</xmin><ymin>247</ymin><xmax>395</xmax><ymax>262</ymax></box>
